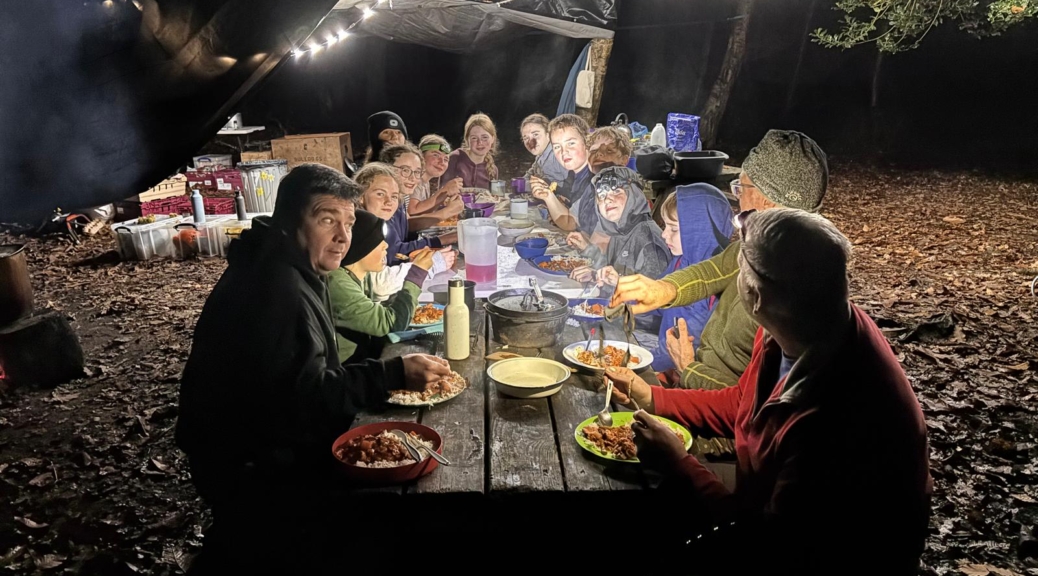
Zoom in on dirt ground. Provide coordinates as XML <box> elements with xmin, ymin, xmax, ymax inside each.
<box><xmin>1</xmin><ymin>163</ymin><xmax>1036</xmax><ymax>575</ymax></box>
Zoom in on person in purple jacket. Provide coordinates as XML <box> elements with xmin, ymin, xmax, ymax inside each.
<box><xmin>652</xmin><ymin>184</ymin><xmax>734</xmax><ymax>377</ymax></box>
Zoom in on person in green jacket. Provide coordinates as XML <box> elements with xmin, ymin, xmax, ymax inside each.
<box><xmin>328</xmin><ymin>209</ymin><xmax>436</xmax><ymax>363</ymax></box>
<box><xmin>612</xmin><ymin>130</ymin><xmax>829</xmax><ymax>392</ymax></box>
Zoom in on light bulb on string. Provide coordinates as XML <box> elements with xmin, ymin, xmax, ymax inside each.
<box><xmin>337</xmin><ymin>29</ymin><xmax>349</xmax><ymax>42</ymax></box>
<box><xmin>326</xmin><ymin>34</ymin><xmax>337</xmax><ymax>46</ymax></box>
<box><xmin>309</xmin><ymin>41</ymin><xmax>321</xmax><ymax>55</ymax></box>
<box><xmin>362</xmin><ymin>6</ymin><xmax>376</xmax><ymax>19</ymax></box>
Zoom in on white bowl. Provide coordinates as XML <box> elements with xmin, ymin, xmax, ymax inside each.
<box><xmin>498</xmin><ymin>219</ymin><xmax>536</xmax><ymax>238</ymax></box>
<box><xmin>562</xmin><ymin>340</ymin><xmax>653</xmax><ymax>372</ymax></box>
<box><xmin>487</xmin><ymin>357</ymin><xmax>571</xmax><ymax>398</ymax></box>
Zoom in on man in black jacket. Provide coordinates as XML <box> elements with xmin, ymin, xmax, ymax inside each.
<box><xmin>177</xmin><ymin>164</ymin><xmax>448</xmax><ymax>572</ymax></box>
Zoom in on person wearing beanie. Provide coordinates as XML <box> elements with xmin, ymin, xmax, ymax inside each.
<box><xmin>364</xmin><ymin>110</ymin><xmax>408</xmax><ymax>165</ymax></box>
<box><xmin>328</xmin><ymin>209</ymin><xmax>436</xmax><ymax>363</ymax></box>
<box><xmin>608</xmin><ymin>130</ymin><xmax>829</xmax><ymax>406</ymax></box>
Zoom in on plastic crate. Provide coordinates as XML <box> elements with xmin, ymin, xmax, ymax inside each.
<box><xmin>112</xmin><ymin>216</ymin><xmax>187</xmax><ymax>261</ymax></box>
<box><xmin>170</xmin><ymin>216</ymin><xmax>236</xmax><ymax>260</ymax></box>
<box><xmin>141</xmin><ymin>195</ymin><xmax>236</xmax><ymax>217</ymax></box>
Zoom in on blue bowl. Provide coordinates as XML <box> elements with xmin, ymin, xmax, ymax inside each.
<box><xmin>514</xmin><ymin>238</ymin><xmax>548</xmax><ymax>259</ymax></box>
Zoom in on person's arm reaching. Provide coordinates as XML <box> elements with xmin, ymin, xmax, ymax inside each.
<box><xmin>610</xmin><ymin>241</ymin><xmax>742</xmax><ymax>314</ymax></box>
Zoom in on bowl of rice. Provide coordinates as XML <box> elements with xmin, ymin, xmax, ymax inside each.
<box><xmin>331</xmin><ymin>421</ymin><xmax>443</xmax><ymax>484</ymax></box>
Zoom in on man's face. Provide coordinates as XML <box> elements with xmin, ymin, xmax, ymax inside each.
<box><xmin>551</xmin><ymin>126</ymin><xmax>588</xmax><ymax>172</ymax></box>
<box><xmin>737</xmin><ymin>172</ymin><xmax>776</xmax><ymax>213</ymax></box>
<box><xmin>297</xmin><ymin>195</ymin><xmax>355</xmax><ymax>274</ymax></box>
<box><xmin>521</xmin><ymin>123</ymin><xmax>549</xmax><ymax>156</ymax></box>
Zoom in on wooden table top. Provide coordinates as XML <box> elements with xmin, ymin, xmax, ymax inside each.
<box><xmin>350</xmin><ymin>306</ymin><xmax>673</xmax><ymax>496</ymax></box>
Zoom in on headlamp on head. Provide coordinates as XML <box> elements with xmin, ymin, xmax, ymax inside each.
<box><xmin>420</xmin><ymin>142</ymin><xmax>451</xmax><ymax>155</ymax></box>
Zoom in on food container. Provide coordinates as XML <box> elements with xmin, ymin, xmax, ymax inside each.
<box><xmin>485</xmin><ymin>288</ymin><xmax>569</xmax><ymax>348</ymax></box>
<box><xmin>0</xmin><ymin>244</ymin><xmax>33</xmax><ymax>327</ymax></box>
<box><xmin>331</xmin><ymin>422</ymin><xmax>442</xmax><ymax>484</ymax></box>
<box><xmin>464</xmin><ymin>202</ymin><xmax>495</xmax><ymax>218</ymax></box>
<box><xmin>514</xmin><ymin>238</ymin><xmax>548</xmax><ymax>260</ymax></box>
<box><xmin>113</xmin><ymin>216</ymin><xmax>187</xmax><ymax>261</ymax></box>
<box><xmin>490</xmin><ymin>180</ymin><xmax>506</xmax><ymax>195</ymax></box>
<box><xmin>674</xmin><ymin>151</ymin><xmax>729</xmax><ymax>181</ymax></box>
<box><xmin>487</xmin><ymin>357</ymin><xmax>570</xmax><ymax>398</ymax></box>
<box><xmin>239</xmin><ymin>160</ymin><xmax>288</xmax><ymax>213</ymax></box>
<box><xmin>498</xmin><ymin>219</ymin><xmax>535</xmax><ymax>238</ymax></box>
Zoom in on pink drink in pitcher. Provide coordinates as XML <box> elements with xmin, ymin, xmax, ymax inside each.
<box><xmin>467</xmin><ymin>263</ymin><xmax>497</xmax><ymax>284</ymax></box>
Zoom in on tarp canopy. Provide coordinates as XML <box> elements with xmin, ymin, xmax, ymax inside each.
<box><xmin>327</xmin><ymin>0</ymin><xmax>614</xmax><ymax>53</ymax></box>
<box><xmin>0</xmin><ymin>0</ymin><xmax>615</xmax><ymax>222</ymax></box>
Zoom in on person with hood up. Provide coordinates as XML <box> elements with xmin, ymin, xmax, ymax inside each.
<box><xmin>328</xmin><ymin>210</ymin><xmax>436</xmax><ymax>363</ymax></box>
<box><xmin>567</xmin><ymin>166</ymin><xmax>671</xmax><ymax>290</ymax></box>
<box><xmin>652</xmin><ymin>184</ymin><xmax>734</xmax><ymax>375</ymax></box>
<box><xmin>175</xmin><ymin>164</ymin><xmax>449</xmax><ymax>572</ymax></box>
<box><xmin>363</xmin><ymin>110</ymin><xmax>407</xmax><ymax>165</ymax></box>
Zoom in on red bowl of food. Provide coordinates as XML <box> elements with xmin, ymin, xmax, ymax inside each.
<box><xmin>331</xmin><ymin>421</ymin><xmax>443</xmax><ymax>484</ymax></box>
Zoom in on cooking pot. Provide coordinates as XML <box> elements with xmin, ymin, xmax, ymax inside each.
<box><xmin>0</xmin><ymin>244</ymin><xmax>33</xmax><ymax>327</ymax></box>
<box><xmin>485</xmin><ymin>288</ymin><xmax>568</xmax><ymax>348</ymax></box>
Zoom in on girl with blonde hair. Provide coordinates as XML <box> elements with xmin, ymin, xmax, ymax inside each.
<box><xmin>440</xmin><ymin>113</ymin><xmax>499</xmax><ymax>189</ymax></box>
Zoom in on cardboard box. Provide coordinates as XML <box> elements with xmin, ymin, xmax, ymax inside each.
<box><xmin>241</xmin><ymin>150</ymin><xmax>273</xmax><ymax>162</ymax></box>
<box><xmin>139</xmin><ymin>175</ymin><xmax>189</xmax><ymax>203</ymax></box>
<box><xmin>193</xmin><ymin>154</ymin><xmax>234</xmax><ymax>170</ymax></box>
<box><xmin>112</xmin><ymin>200</ymin><xmax>142</xmax><ymax>222</ymax></box>
<box><xmin>270</xmin><ymin>133</ymin><xmax>352</xmax><ymax>173</ymax></box>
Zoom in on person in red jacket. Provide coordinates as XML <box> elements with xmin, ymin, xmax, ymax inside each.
<box><xmin>605</xmin><ymin>208</ymin><xmax>932</xmax><ymax>574</ymax></box>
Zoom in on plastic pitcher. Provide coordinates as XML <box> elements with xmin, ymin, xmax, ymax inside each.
<box><xmin>458</xmin><ymin>218</ymin><xmax>498</xmax><ymax>284</ymax></box>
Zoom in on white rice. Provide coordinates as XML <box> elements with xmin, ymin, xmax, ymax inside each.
<box><xmin>350</xmin><ymin>431</ymin><xmax>435</xmax><ymax>468</ymax></box>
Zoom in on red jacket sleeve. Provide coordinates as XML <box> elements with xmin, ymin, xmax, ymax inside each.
<box><xmin>651</xmin><ymin>381</ymin><xmax>743</xmax><ymax>438</ymax></box>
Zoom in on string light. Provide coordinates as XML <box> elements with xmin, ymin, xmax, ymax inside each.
<box><xmin>292</xmin><ymin>7</ymin><xmax>375</xmax><ymax>59</ymax></box>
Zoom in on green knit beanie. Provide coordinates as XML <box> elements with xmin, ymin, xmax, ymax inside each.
<box><xmin>742</xmin><ymin>130</ymin><xmax>828</xmax><ymax>212</ymax></box>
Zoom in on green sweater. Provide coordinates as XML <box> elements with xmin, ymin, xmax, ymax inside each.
<box><xmin>328</xmin><ymin>268</ymin><xmax>421</xmax><ymax>363</ymax></box>
<box><xmin>661</xmin><ymin>241</ymin><xmax>759</xmax><ymax>390</ymax></box>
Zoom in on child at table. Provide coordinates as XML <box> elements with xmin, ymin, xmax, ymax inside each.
<box><xmin>652</xmin><ymin>184</ymin><xmax>734</xmax><ymax>376</ymax></box>
<box><xmin>328</xmin><ymin>210</ymin><xmax>436</xmax><ymax>363</ymax></box>
<box><xmin>566</xmin><ymin>166</ymin><xmax>671</xmax><ymax>294</ymax></box>
<box><xmin>441</xmin><ymin>113</ymin><xmax>499</xmax><ymax>189</ymax></box>
<box><xmin>353</xmin><ymin>163</ymin><xmax>454</xmax><ymax>302</ymax></box>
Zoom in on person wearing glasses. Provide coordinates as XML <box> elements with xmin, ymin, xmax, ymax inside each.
<box><xmin>565</xmin><ymin>166</ymin><xmax>670</xmax><ymax>293</ymax></box>
<box><xmin>602</xmin><ymin>209</ymin><xmax>931</xmax><ymax>574</ymax></box>
<box><xmin>610</xmin><ymin>130</ymin><xmax>829</xmax><ymax>398</ymax></box>
<box><xmin>381</xmin><ymin>143</ymin><xmax>462</xmax><ymax>224</ymax></box>
<box><xmin>521</xmin><ymin>113</ymin><xmax>569</xmax><ymax>185</ymax></box>
<box><xmin>328</xmin><ymin>210</ymin><xmax>437</xmax><ymax>363</ymax></box>
<box><xmin>352</xmin><ymin>163</ymin><xmax>455</xmax><ymax>302</ymax></box>
<box><xmin>410</xmin><ymin>134</ymin><xmax>464</xmax><ymax>217</ymax></box>
<box><xmin>440</xmin><ymin>113</ymin><xmax>499</xmax><ymax>190</ymax></box>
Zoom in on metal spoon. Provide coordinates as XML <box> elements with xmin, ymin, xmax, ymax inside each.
<box><xmin>408</xmin><ymin>436</ymin><xmax>451</xmax><ymax>466</ymax></box>
<box><xmin>389</xmin><ymin>429</ymin><xmax>423</xmax><ymax>462</ymax></box>
<box><xmin>598</xmin><ymin>379</ymin><xmax>614</xmax><ymax>426</ymax></box>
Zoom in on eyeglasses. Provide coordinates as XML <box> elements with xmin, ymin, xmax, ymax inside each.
<box><xmin>733</xmin><ymin>209</ymin><xmax>772</xmax><ymax>282</ymax></box>
<box><xmin>394</xmin><ymin>166</ymin><xmax>424</xmax><ymax>179</ymax></box>
<box><xmin>730</xmin><ymin>180</ymin><xmax>756</xmax><ymax>198</ymax></box>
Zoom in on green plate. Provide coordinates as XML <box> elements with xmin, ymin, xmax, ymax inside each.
<box><xmin>574</xmin><ymin>411</ymin><xmax>693</xmax><ymax>463</ymax></box>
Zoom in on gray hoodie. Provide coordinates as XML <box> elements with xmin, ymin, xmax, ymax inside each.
<box><xmin>580</xmin><ymin>173</ymin><xmax>671</xmax><ymax>279</ymax></box>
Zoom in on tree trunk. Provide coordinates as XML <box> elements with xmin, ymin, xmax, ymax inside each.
<box><xmin>700</xmin><ymin>0</ymin><xmax>754</xmax><ymax>147</ymax></box>
<box><xmin>870</xmin><ymin>50</ymin><xmax>885</xmax><ymax>154</ymax></box>
<box><xmin>693</xmin><ymin>22</ymin><xmax>717</xmax><ymax>109</ymax></box>
<box><xmin>783</xmin><ymin>0</ymin><xmax>819</xmax><ymax>119</ymax></box>
<box><xmin>576</xmin><ymin>38</ymin><xmax>614</xmax><ymax>127</ymax></box>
